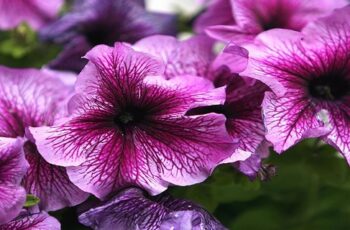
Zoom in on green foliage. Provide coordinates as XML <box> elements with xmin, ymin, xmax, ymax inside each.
<box><xmin>0</xmin><ymin>24</ymin><xmax>61</xmax><ymax>68</ymax></box>
<box><xmin>23</xmin><ymin>194</ymin><xmax>40</xmax><ymax>208</ymax></box>
<box><xmin>170</xmin><ymin>140</ymin><xmax>350</xmax><ymax>230</ymax></box>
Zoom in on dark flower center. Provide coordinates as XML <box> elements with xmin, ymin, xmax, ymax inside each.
<box><xmin>113</xmin><ymin>106</ymin><xmax>147</xmax><ymax>132</ymax></box>
<box><xmin>118</xmin><ymin>112</ymin><xmax>135</xmax><ymax>124</ymax></box>
<box><xmin>85</xmin><ymin>25</ymin><xmax>116</xmax><ymax>46</ymax></box>
<box><xmin>254</xmin><ymin>4</ymin><xmax>295</xmax><ymax>31</ymax></box>
<box><xmin>308</xmin><ymin>76</ymin><xmax>349</xmax><ymax>100</ymax></box>
<box><xmin>262</xmin><ymin>18</ymin><xmax>288</xmax><ymax>31</ymax></box>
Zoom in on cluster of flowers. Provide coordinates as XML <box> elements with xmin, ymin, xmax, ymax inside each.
<box><xmin>0</xmin><ymin>0</ymin><xmax>349</xmax><ymax>229</ymax></box>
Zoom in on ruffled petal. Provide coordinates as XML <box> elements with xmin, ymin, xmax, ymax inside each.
<box><xmin>134</xmin><ymin>35</ymin><xmax>214</xmax><ymax>79</ymax></box>
<box><xmin>0</xmin><ymin>137</ymin><xmax>28</xmax><ymax>184</ymax></box>
<box><xmin>205</xmin><ymin>25</ymin><xmax>256</xmax><ymax>43</ymax></box>
<box><xmin>0</xmin><ymin>212</ymin><xmax>60</xmax><ymax>230</ymax></box>
<box><xmin>194</xmin><ymin>0</ymin><xmax>235</xmax><ymax>33</ymax></box>
<box><xmin>211</xmin><ymin>43</ymin><xmax>248</xmax><ymax>76</ymax></box>
<box><xmin>22</xmin><ymin>142</ymin><xmax>89</xmax><ymax>211</ymax></box>
<box><xmin>41</xmin><ymin>0</ymin><xmax>176</xmax><ymax>44</ymax></box>
<box><xmin>240</xmin><ymin>29</ymin><xmax>305</xmax><ymax>97</ymax></box>
<box><xmin>0</xmin><ymin>137</ymin><xmax>27</xmax><ymax>224</ymax></box>
<box><xmin>198</xmin><ymin>0</ymin><xmax>347</xmax><ymax>42</ymax></box>
<box><xmin>66</xmin><ymin>113</ymin><xmax>234</xmax><ymax>197</ymax></box>
<box><xmin>79</xmin><ymin>188</ymin><xmax>226</xmax><ymax>230</ymax></box>
<box><xmin>0</xmin><ymin>185</ymin><xmax>26</xmax><ymax>225</ymax></box>
<box><xmin>323</xmin><ymin>103</ymin><xmax>350</xmax><ymax>164</ymax></box>
<box><xmin>302</xmin><ymin>5</ymin><xmax>350</xmax><ymax>48</ymax></box>
<box><xmin>0</xmin><ymin>66</ymin><xmax>72</xmax><ymax>138</ymax></box>
<box><xmin>224</xmin><ymin>78</ymin><xmax>268</xmax><ymax>159</ymax></box>
<box><xmin>76</xmin><ymin>43</ymin><xmax>164</xmax><ymax>96</ymax></box>
<box><xmin>263</xmin><ymin>92</ymin><xmax>331</xmax><ymax>153</ymax></box>
<box><xmin>47</xmin><ymin>37</ymin><xmax>91</xmax><ymax>73</ymax></box>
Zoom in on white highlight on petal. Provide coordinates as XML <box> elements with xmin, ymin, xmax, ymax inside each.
<box><xmin>317</xmin><ymin>109</ymin><xmax>331</xmax><ymax>128</ymax></box>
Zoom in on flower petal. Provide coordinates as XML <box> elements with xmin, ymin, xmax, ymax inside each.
<box><xmin>194</xmin><ymin>0</ymin><xmax>235</xmax><ymax>33</ymax></box>
<box><xmin>0</xmin><ymin>137</ymin><xmax>28</xmax><ymax>184</ymax></box>
<box><xmin>240</xmin><ymin>29</ymin><xmax>305</xmax><ymax>97</ymax></box>
<box><xmin>205</xmin><ymin>25</ymin><xmax>256</xmax><ymax>43</ymax></box>
<box><xmin>211</xmin><ymin>43</ymin><xmax>249</xmax><ymax>76</ymax></box>
<box><xmin>323</xmin><ymin>104</ymin><xmax>350</xmax><ymax>164</ymax></box>
<box><xmin>0</xmin><ymin>212</ymin><xmax>60</xmax><ymax>230</ymax></box>
<box><xmin>75</xmin><ymin>43</ymin><xmax>164</xmax><ymax>96</ymax></box>
<box><xmin>225</xmin><ymin>78</ymin><xmax>267</xmax><ymax>157</ymax></box>
<box><xmin>21</xmin><ymin>142</ymin><xmax>89</xmax><ymax>211</ymax></box>
<box><xmin>40</xmin><ymin>0</ymin><xmax>176</xmax><ymax>44</ymax></box>
<box><xmin>0</xmin><ymin>137</ymin><xmax>27</xmax><ymax>224</ymax></box>
<box><xmin>67</xmin><ymin>113</ymin><xmax>235</xmax><ymax>197</ymax></box>
<box><xmin>134</xmin><ymin>35</ymin><xmax>214</xmax><ymax>79</ymax></box>
<box><xmin>79</xmin><ymin>187</ymin><xmax>226</xmax><ymax>230</ymax></box>
<box><xmin>0</xmin><ymin>0</ymin><xmax>63</xmax><ymax>30</ymax></box>
<box><xmin>263</xmin><ymin>92</ymin><xmax>331</xmax><ymax>153</ymax></box>
<box><xmin>0</xmin><ymin>185</ymin><xmax>26</xmax><ymax>225</ymax></box>
<box><xmin>47</xmin><ymin>37</ymin><xmax>91</xmax><ymax>73</ymax></box>
<box><xmin>0</xmin><ymin>66</ymin><xmax>72</xmax><ymax>138</ymax></box>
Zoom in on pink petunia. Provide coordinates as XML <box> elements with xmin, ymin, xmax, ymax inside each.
<box><xmin>30</xmin><ymin>43</ymin><xmax>242</xmax><ymax>199</ymax></box>
<box><xmin>241</xmin><ymin>6</ymin><xmax>350</xmax><ymax>163</ymax></box>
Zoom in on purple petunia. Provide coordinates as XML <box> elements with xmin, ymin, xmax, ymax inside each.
<box><xmin>40</xmin><ymin>0</ymin><xmax>177</xmax><ymax>72</ymax></box>
<box><xmin>241</xmin><ymin>6</ymin><xmax>350</xmax><ymax>163</ymax></box>
<box><xmin>0</xmin><ymin>0</ymin><xmax>63</xmax><ymax>30</ymax></box>
<box><xmin>0</xmin><ymin>66</ymin><xmax>88</xmax><ymax>212</ymax></box>
<box><xmin>195</xmin><ymin>0</ymin><xmax>347</xmax><ymax>43</ymax></box>
<box><xmin>0</xmin><ymin>138</ymin><xmax>28</xmax><ymax>225</ymax></box>
<box><xmin>79</xmin><ymin>187</ymin><xmax>227</xmax><ymax>230</ymax></box>
<box><xmin>30</xmin><ymin>43</ymin><xmax>247</xmax><ymax>199</ymax></box>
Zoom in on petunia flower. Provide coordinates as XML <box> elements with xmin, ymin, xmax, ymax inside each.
<box><xmin>0</xmin><ymin>66</ymin><xmax>88</xmax><ymax>211</ymax></box>
<box><xmin>195</xmin><ymin>0</ymin><xmax>347</xmax><ymax>43</ymax></box>
<box><xmin>79</xmin><ymin>187</ymin><xmax>227</xmax><ymax>230</ymax></box>
<box><xmin>0</xmin><ymin>211</ymin><xmax>60</xmax><ymax>230</ymax></box>
<box><xmin>40</xmin><ymin>0</ymin><xmax>177</xmax><ymax>72</ymax></box>
<box><xmin>30</xmin><ymin>43</ymin><xmax>244</xmax><ymax>199</ymax></box>
<box><xmin>241</xmin><ymin>6</ymin><xmax>350</xmax><ymax>163</ymax></box>
<box><xmin>0</xmin><ymin>138</ymin><xmax>28</xmax><ymax>225</ymax></box>
<box><xmin>0</xmin><ymin>0</ymin><xmax>63</xmax><ymax>30</ymax></box>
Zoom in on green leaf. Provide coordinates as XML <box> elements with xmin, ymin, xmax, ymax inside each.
<box><xmin>23</xmin><ymin>194</ymin><xmax>40</xmax><ymax>208</ymax></box>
